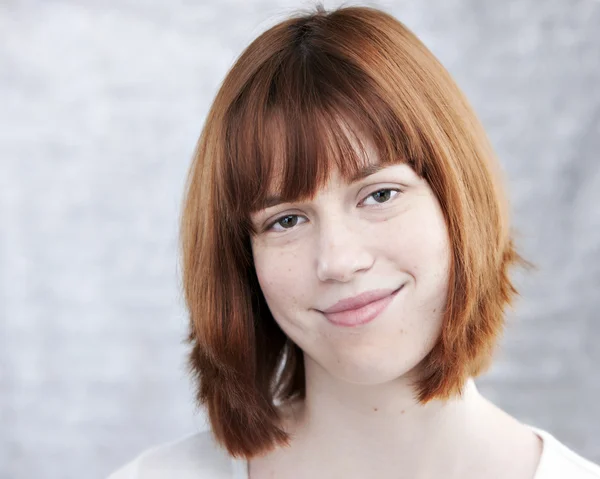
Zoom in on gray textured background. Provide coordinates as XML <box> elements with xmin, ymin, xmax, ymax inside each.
<box><xmin>1</xmin><ymin>1</ymin><xmax>599</xmax><ymax>478</ymax></box>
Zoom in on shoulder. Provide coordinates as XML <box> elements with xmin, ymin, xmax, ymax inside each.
<box><xmin>106</xmin><ymin>429</ymin><xmax>238</xmax><ymax>479</ymax></box>
<box><xmin>532</xmin><ymin>427</ymin><xmax>600</xmax><ymax>479</ymax></box>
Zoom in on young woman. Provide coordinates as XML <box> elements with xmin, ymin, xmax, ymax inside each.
<box><xmin>109</xmin><ymin>4</ymin><xmax>600</xmax><ymax>478</ymax></box>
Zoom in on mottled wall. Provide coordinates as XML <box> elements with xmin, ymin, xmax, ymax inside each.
<box><xmin>1</xmin><ymin>1</ymin><xmax>599</xmax><ymax>478</ymax></box>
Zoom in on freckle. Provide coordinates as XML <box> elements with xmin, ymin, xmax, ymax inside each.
<box><xmin>373</xmin><ymin>407</ymin><xmax>378</xmax><ymax>412</ymax></box>
<box><xmin>401</xmin><ymin>410</ymin><xmax>405</xmax><ymax>414</ymax></box>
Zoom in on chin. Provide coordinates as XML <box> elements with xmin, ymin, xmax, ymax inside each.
<box><xmin>324</xmin><ymin>356</ymin><xmax>422</xmax><ymax>386</ymax></box>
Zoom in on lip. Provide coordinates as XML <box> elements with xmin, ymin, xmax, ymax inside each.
<box><xmin>322</xmin><ymin>288</ymin><xmax>401</xmax><ymax>313</ymax></box>
<box><xmin>320</xmin><ymin>286</ymin><xmax>403</xmax><ymax>327</ymax></box>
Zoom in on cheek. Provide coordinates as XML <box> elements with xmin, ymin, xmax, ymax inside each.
<box><xmin>413</xmin><ymin>214</ymin><xmax>452</xmax><ymax>311</ymax></box>
<box><xmin>425</xmin><ymin>211</ymin><xmax>452</xmax><ymax>281</ymax></box>
<box><xmin>381</xmin><ymin>205</ymin><xmax>450</xmax><ymax>270</ymax></box>
<box><xmin>410</xmin><ymin>225</ymin><xmax>450</xmax><ymax>280</ymax></box>
<box><xmin>252</xmin><ymin>245</ymin><xmax>308</xmax><ymax>310</ymax></box>
<box><xmin>381</xmin><ymin>202</ymin><xmax>451</xmax><ymax>304</ymax></box>
<box><xmin>252</xmin><ymin>246</ymin><xmax>316</xmax><ymax>342</ymax></box>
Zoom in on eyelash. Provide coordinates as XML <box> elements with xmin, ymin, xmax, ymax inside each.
<box><xmin>265</xmin><ymin>188</ymin><xmax>401</xmax><ymax>233</ymax></box>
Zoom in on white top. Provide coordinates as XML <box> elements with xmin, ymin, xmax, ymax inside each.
<box><xmin>107</xmin><ymin>426</ymin><xmax>600</xmax><ymax>479</ymax></box>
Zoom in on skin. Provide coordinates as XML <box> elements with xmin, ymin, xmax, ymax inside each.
<box><xmin>248</xmin><ymin>151</ymin><xmax>542</xmax><ymax>479</ymax></box>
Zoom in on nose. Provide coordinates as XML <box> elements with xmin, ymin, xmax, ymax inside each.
<box><xmin>315</xmin><ymin>216</ymin><xmax>374</xmax><ymax>283</ymax></box>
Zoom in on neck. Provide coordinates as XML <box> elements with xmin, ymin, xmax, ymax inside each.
<box><xmin>279</xmin><ymin>357</ymin><xmax>494</xmax><ymax>479</ymax></box>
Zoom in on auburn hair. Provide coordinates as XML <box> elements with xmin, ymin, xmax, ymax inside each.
<box><xmin>179</xmin><ymin>3</ymin><xmax>527</xmax><ymax>459</ymax></box>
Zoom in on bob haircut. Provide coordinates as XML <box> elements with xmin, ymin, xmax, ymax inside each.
<box><xmin>179</xmin><ymin>3</ymin><xmax>527</xmax><ymax>459</ymax></box>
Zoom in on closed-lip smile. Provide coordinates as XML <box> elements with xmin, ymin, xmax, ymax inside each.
<box><xmin>319</xmin><ymin>286</ymin><xmax>404</xmax><ymax>327</ymax></box>
<box><xmin>321</xmin><ymin>287</ymin><xmax>401</xmax><ymax>314</ymax></box>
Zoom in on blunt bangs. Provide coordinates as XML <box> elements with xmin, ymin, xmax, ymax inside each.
<box><xmin>218</xmin><ymin>18</ymin><xmax>439</xmax><ymax>235</ymax></box>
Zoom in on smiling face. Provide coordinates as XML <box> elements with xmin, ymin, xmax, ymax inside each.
<box><xmin>249</xmin><ymin>147</ymin><xmax>452</xmax><ymax>386</ymax></box>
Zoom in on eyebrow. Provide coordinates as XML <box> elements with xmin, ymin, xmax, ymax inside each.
<box><xmin>259</xmin><ymin>163</ymin><xmax>386</xmax><ymax>210</ymax></box>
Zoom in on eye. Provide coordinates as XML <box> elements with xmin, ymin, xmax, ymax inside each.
<box><xmin>263</xmin><ymin>188</ymin><xmax>400</xmax><ymax>232</ymax></box>
<box><xmin>267</xmin><ymin>214</ymin><xmax>307</xmax><ymax>232</ymax></box>
<box><xmin>361</xmin><ymin>188</ymin><xmax>400</xmax><ymax>206</ymax></box>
